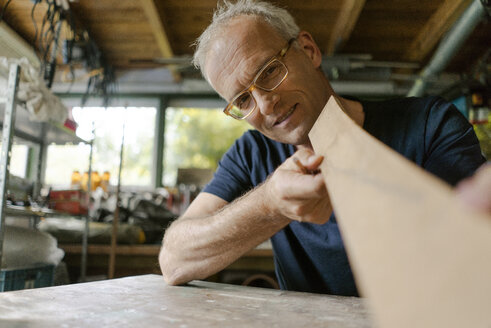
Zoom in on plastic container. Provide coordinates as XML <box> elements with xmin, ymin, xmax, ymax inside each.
<box><xmin>101</xmin><ymin>171</ymin><xmax>110</xmax><ymax>192</ymax></box>
<box><xmin>91</xmin><ymin>171</ymin><xmax>101</xmax><ymax>191</ymax></box>
<box><xmin>0</xmin><ymin>264</ymin><xmax>55</xmax><ymax>292</ymax></box>
<box><xmin>81</xmin><ymin>171</ymin><xmax>89</xmax><ymax>191</ymax></box>
<box><xmin>70</xmin><ymin>170</ymin><xmax>82</xmax><ymax>189</ymax></box>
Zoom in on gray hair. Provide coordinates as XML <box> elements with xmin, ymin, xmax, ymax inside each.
<box><xmin>192</xmin><ymin>0</ymin><xmax>300</xmax><ymax>80</ymax></box>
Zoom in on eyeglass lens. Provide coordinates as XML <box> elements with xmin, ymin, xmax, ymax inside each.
<box><xmin>230</xmin><ymin>59</ymin><xmax>287</xmax><ymax>119</ymax></box>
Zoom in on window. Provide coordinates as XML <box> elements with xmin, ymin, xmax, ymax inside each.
<box><xmin>44</xmin><ymin>98</ymin><xmax>250</xmax><ymax>189</ymax></box>
<box><xmin>45</xmin><ymin>106</ymin><xmax>157</xmax><ymax>188</ymax></box>
<box><xmin>9</xmin><ymin>144</ymin><xmax>29</xmax><ymax>178</ymax></box>
<box><xmin>0</xmin><ymin>136</ymin><xmax>39</xmax><ymax>180</ymax></box>
<box><xmin>163</xmin><ymin>107</ymin><xmax>249</xmax><ymax>186</ymax></box>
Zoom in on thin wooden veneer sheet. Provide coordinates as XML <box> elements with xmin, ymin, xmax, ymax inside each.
<box><xmin>309</xmin><ymin>96</ymin><xmax>491</xmax><ymax>328</ymax></box>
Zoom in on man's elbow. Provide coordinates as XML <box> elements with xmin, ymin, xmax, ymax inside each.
<box><xmin>159</xmin><ymin>248</ymin><xmax>192</xmax><ymax>286</ymax></box>
<box><xmin>162</xmin><ymin>271</ymin><xmax>188</xmax><ymax>286</ymax></box>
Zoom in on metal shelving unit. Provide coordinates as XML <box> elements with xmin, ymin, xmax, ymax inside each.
<box><xmin>0</xmin><ymin>63</ymin><xmax>93</xmax><ymax>282</ymax></box>
<box><xmin>0</xmin><ymin>103</ymin><xmax>87</xmax><ymax>145</ymax></box>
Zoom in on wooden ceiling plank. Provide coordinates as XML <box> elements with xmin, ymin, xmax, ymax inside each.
<box><xmin>326</xmin><ymin>0</ymin><xmax>366</xmax><ymax>55</ymax></box>
<box><xmin>405</xmin><ymin>0</ymin><xmax>472</xmax><ymax>62</ymax></box>
<box><xmin>139</xmin><ymin>0</ymin><xmax>180</xmax><ymax>81</ymax></box>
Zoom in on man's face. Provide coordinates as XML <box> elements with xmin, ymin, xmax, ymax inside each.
<box><xmin>204</xmin><ymin>16</ymin><xmax>332</xmax><ymax>146</ymax></box>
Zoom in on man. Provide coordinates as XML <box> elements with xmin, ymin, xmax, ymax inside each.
<box><xmin>159</xmin><ymin>0</ymin><xmax>486</xmax><ymax>296</ymax></box>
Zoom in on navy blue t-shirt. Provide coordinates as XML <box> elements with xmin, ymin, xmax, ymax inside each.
<box><xmin>203</xmin><ymin>96</ymin><xmax>486</xmax><ymax>296</ymax></box>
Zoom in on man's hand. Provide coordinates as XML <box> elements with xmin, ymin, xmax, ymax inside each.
<box><xmin>264</xmin><ymin>148</ymin><xmax>332</xmax><ymax>224</ymax></box>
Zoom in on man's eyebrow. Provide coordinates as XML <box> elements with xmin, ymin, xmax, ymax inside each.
<box><xmin>253</xmin><ymin>52</ymin><xmax>275</xmax><ymax>77</ymax></box>
<box><xmin>230</xmin><ymin>51</ymin><xmax>277</xmax><ymax>98</ymax></box>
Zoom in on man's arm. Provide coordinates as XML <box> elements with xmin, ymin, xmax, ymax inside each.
<box><xmin>159</xmin><ymin>188</ymin><xmax>289</xmax><ymax>285</ymax></box>
<box><xmin>159</xmin><ymin>149</ymin><xmax>331</xmax><ymax>285</ymax></box>
<box><xmin>423</xmin><ymin>98</ymin><xmax>486</xmax><ymax>184</ymax></box>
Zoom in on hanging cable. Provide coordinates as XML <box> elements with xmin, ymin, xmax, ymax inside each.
<box><xmin>22</xmin><ymin>0</ymin><xmax>117</xmax><ymax>99</ymax></box>
<box><xmin>0</xmin><ymin>0</ymin><xmax>13</xmax><ymax>22</ymax></box>
<box><xmin>31</xmin><ymin>1</ymin><xmax>39</xmax><ymax>45</ymax></box>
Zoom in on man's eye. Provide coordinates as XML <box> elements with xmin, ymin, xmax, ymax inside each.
<box><xmin>235</xmin><ymin>94</ymin><xmax>251</xmax><ymax>109</ymax></box>
<box><xmin>258</xmin><ymin>62</ymin><xmax>282</xmax><ymax>84</ymax></box>
<box><xmin>263</xmin><ymin>65</ymin><xmax>279</xmax><ymax>78</ymax></box>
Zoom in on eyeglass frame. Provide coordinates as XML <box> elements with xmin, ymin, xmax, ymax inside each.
<box><xmin>223</xmin><ymin>38</ymin><xmax>296</xmax><ymax>120</ymax></box>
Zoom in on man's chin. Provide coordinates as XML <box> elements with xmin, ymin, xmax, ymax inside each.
<box><xmin>265</xmin><ymin>129</ymin><xmax>309</xmax><ymax>146</ymax></box>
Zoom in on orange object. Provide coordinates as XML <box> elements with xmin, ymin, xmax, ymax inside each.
<box><xmin>471</xmin><ymin>93</ymin><xmax>483</xmax><ymax>106</ymax></box>
<box><xmin>70</xmin><ymin>171</ymin><xmax>81</xmax><ymax>189</ymax></box>
<box><xmin>81</xmin><ymin>172</ymin><xmax>89</xmax><ymax>191</ymax></box>
<box><xmin>91</xmin><ymin>171</ymin><xmax>101</xmax><ymax>191</ymax></box>
<box><xmin>101</xmin><ymin>171</ymin><xmax>111</xmax><ymax>192</ymax></box>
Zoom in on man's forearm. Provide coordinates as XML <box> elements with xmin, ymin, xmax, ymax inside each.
<box><xmin>159</xmin><ymin>183</ymin><xmax>290</xmax><ymax>285</ymax></box>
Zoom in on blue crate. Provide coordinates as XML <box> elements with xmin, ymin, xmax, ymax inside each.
<box><xmin>0</xmin><ymin>264</ymin><xmax>55</xmax><ymax>292</ymax></box>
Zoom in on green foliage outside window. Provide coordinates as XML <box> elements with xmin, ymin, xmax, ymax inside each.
<box><xmin>163</xmin><ymin>107</ymin><xmax>250</xmax><ymax>186</ymax></box>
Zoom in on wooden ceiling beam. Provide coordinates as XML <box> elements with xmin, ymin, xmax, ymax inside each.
<box><xmin>326</xmin><ymin>0</ymin><xmax>366</xmax><ymax>55</ymax></box>
<box><xmin>139</xmin><ymin>0</ymin><xmax>181</xmax><ymax>81</ymax></box>
<box><xmin>404</xmin><ymin>0</ymin><xmax>472</xmax><ymax>62</ymax></box>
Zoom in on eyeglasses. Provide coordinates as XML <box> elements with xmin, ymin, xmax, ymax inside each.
<box><xmin>223</xmin><ymin>38</ymin><xmax>295</xmax><ymax>120</ymax></box>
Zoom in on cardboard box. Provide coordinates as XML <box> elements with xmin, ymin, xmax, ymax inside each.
<box><xmin>48</xmin><ymin>189</ymin><xmax>88</xmax><ymax>215</ymax></box>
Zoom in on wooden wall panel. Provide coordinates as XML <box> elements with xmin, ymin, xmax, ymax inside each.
<box><xmin>342</xmin><ymin>0</ymin><xmax>445</xmax><ymax>61</ymax></box>
<box><xmin>0</xmin><ymin>0</ymin><xmax>488</xmax><ymax>74</ymax></box>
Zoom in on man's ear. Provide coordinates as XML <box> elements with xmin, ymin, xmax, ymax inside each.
<box><xmin>297</xmin><ymin>31</ymin><xmax>322</xmax><ymax>69</ymax></box>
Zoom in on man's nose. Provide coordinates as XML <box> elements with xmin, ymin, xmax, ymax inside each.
<box><xmin>253</xmin><ymin>88</ymin><xmax>280</xmax><ymax>116</ymax></box>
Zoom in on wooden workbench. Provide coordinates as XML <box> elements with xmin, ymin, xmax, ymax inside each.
<box><xmin>0</xmin><ymin>274</ymin><xmax>372</xmax><ymax>327</ymax></box>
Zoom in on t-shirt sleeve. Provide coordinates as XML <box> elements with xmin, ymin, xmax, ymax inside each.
<box><xmin>423</xmin><ymin>97</ymin><xmax>486</xmax><ymax>185</ymax></box>
<box><xmin>202</xmin><ymin>132</ymin><xmax>254</xmax><ymax>203</ymax></box>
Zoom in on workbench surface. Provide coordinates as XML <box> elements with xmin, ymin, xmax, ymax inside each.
<box><xmin>0</xmin><ymin>274</ymin><xmax>372</xmax><ymax>327</ymax></box>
